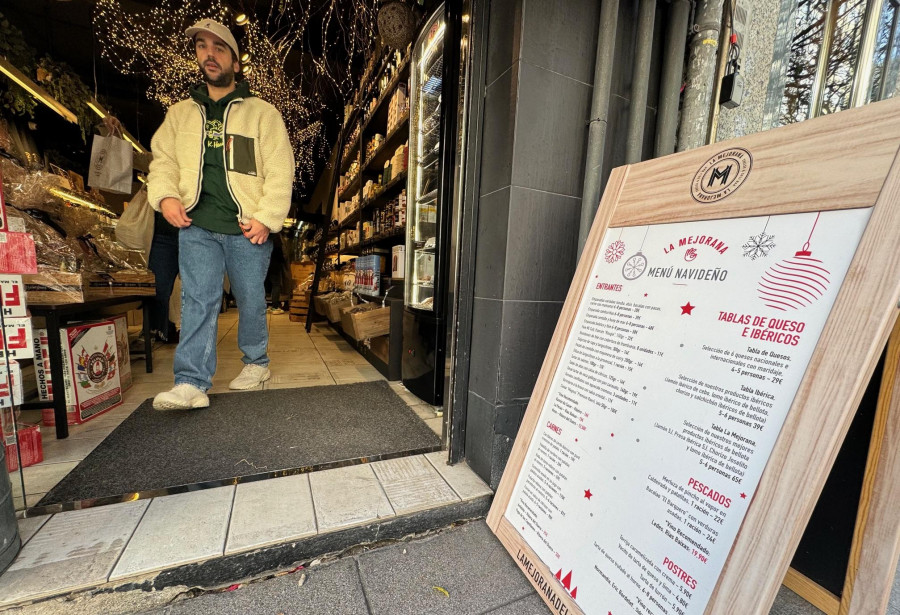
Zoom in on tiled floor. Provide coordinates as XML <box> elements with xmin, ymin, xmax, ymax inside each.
<box><xmin>0</xmin><ymin>311</ymin><xmax>480</xmax><ymax>609</ymax></box>
<box><xmin>1</xmin><ymin>451</ymin><xmax>491</xmax><ymax>608</ymax></box>
<box><xmin>12</xmin><ymin>311</ymin><xmax>444</xmax><ymax>510</ymax></box>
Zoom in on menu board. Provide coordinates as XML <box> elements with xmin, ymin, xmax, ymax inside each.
<box><xmin>503</xmin><ymin>208</ymin><xmax>871</xmax><ymax>615</ymax></box>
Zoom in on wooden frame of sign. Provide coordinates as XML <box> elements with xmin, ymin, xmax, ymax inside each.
<box><xmin>487</xmin><ymin>97</ymin><xmax>900</xmax><ymax>615</ymax></box>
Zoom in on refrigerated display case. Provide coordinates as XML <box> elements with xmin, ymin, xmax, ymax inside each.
<box><xmin>405</xmin><ymin>10</ymin><xmax>445</xmax><ymax>313</ymax></box>
<box><xmin>402</xmin><ymin>4</ymin><xmax>452</xmax><ymax>405</ymax></box>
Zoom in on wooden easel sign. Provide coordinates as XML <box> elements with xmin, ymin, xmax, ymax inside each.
<box><xmin>487</xmin><ymin>97</ymin><xmax>900</xmax><ymax>615</ymax></box>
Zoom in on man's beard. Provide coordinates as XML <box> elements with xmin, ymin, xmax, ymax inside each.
<box><xmin>200</xmin><ymin>61</ymin><xmax>234</xmax><ymax>88</ymax></box>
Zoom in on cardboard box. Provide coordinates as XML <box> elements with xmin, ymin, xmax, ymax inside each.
<box><xmin>1</xmin><ymin>317</ymin><xmax>33</xmax><ymax>359</ymax></box>
<box><xmin>341</xmin><ymin>304</ymin><xmax>390</xmax><ymax>341</ymax></box>
<box><xmin>110</xmin><ymin>314</ymin><xmax>133</xmax><ymax>391</ymax></box>
<box><xmin>32</xmin><ymin>328</ymin><xmax>58</xmax><ymax>403</ymax></box>
<box><xmin>5</xmin><ymin>423</ymin><xmax>42</xmax><ymax>472</ymax></box>
<box><xmin>24</xmin><ymin>270</ymin><xmax>156</xmax><ymax>304</ymax></box>
<box><xmin>0</xmin><ymin>360</ymin><xmax>22</xmax><ymax>408</ymax></box>
<box><xmin>35</xmin><ymin>321</ymin><xmax>122</xmax><ymax>426</ymax></box>
<box><xmin>316</xmin><ymin>292</ymin><xmax>353</xmax><ymax>323</ymax></box>
<box><xmin>0</xmin><ymin>275</ymin><xmax>27</xmax><ymax>317</ymax></box>
<box><xmin>127</xmin><ymin>309</ymin><xmax>143</xmax><ymax>328</ymax></box>
<box><xmin>290</xmin><ymin>262</ymin><xmax>315</xmax><ymax>283</ymax></box>
<box><xmin>354</xmin><ymin>254</ymin><xmax>383</xmax><ymax>295</ymax></box>
<box><xmin>0</xmin><ymin>232</ymin><xmax>37</xmax><ymax>274</ymax></box>
<box><xmin>392</xmin><ymin>245</ymin><xmax>405</xmax><ymax>279</ymax></box>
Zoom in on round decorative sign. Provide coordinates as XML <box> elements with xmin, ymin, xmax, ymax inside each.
<box><xmin>690</xmin><ymin>147</ymin><xmax>752</xmax><ymax>204</ymax></box>
<box><xmin>87</xmin><ymin>352</ymin><xmax>110</xmax><ymax>384</ymax></box>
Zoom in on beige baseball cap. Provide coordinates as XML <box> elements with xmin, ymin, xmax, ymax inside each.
<box><xmin>185</xmin><ymin>19</ymin><xmax>240</xmax><ymax>60</ymax></box>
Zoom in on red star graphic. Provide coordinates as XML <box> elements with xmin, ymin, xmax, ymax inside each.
<box><xmin>681</xmin><ymin>302</ymin><xmax>695</xmax><ymax>315</ymax></box>
<box><xmin>643</xmin><ymin>293</ymin><xmax>648</xmax><ymax>297</ymax></box>
<box><xmin>610</xmin><ymin>433</ymin><xmax>615</xmax><ymax>437</ymax></box>
<box><xmin>584</xmin><ymin>489</ymin><xmax>593</xmax><ymax>500</ymax></box>
<box><xmin>740</xmin><ymin>492</ymin><xmax>747</xmax><ymax>499</ymax></box>
<box><xmin>575</xmin><ymin>438</ymin><xmax>579</xmax><ymax>442</ymax></box>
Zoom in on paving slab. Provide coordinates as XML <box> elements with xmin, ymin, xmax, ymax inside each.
<box><xmin>309</xmin><ymin>464</ymin><xmax>394</xmax><ymax>532</ymax></box>
<box><xmin>371</xmin><ymin>456</ymin><xmax>459</xmax><ymax>515</ymax></box>
<box><xmin>148</xmin><ymin>559</ymin><xmax>370</xmax><ymax>615</ymax></box>
<box><xmin>486</xmin><ymin>594</ymin><xmax>552</xmax><ymax>614</ymax></box>
<box><xmin>110</xmin><ymin>486</ymin><xmax>234</xmax><ymax>581</ymax></box>
<box><xmin>16</xmin><ymin>515</ymin><xmax>51</xmax><ymax>546</ymax></box>
<box><xmin>425</xmin><ymin>453</ymin><xmax>493</xmax><ymax>501</ymax></box>
<box><xmin>357</xmin><ymin>521</ymin><xmax>534</xmax><ymax>615</ymax></box>
<box><xmin>225</xmin><ymin>474</ymin><xmax>317</xmax><ymax>555</ymax></box>
<box><xmin>0</xmin><ymin>500</ymin><xmax>149</xmax><ymax>605</ymax></box>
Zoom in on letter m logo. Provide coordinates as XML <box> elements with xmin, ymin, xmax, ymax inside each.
<box><xmin>708</xmin><ymin>164</ymin><xmax>733</xmax><ymax>187</ymax></box>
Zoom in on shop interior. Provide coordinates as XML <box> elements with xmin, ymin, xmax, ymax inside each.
<box><xmin>0</xmin><ymin>0</ymin><xmax>466</xmax><ymax>516</ymax></box>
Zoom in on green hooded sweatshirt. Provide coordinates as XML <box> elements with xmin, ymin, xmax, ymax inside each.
<box><xmin>188</xmin><ymin>82</ymin><xmax>252</xmax><ymax>235</ymax></box>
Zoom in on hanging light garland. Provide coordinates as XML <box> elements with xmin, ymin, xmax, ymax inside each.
<box><xmin>93</xmin><ymin>0</ymin><xmax>379</xmax><ymax>187</ymax></box>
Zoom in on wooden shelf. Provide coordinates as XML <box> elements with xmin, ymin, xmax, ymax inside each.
<box><xmin>364</xmin><ymin>170</ymin><xmax>408</xmax><ymax>211</ymax></box>
<box><xmin>340</xmin><ymin>209</ymin><xmax>361</xmax><ymax>230</ymax></box>
<box><xmin>362</xmin><ymin>57</ymin><xmax>411</xmax><ymax>135</ymax></box>
<box><xmin>340</xmin><ymin>134</ymin><xmax>361</xmax><ymax>174</ymax></box>
<box><xmin>364</xmin><ymin>115</ymin><xmax>410</xmax><ymax>174</ymax></box>
<box><xmin>338</xmin><ymin>174</ymin><xmax>361</xmax><ymax>201</ymax></box>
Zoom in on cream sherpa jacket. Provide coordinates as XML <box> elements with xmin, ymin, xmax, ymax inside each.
<box><xmin>147</xmin><ymin>91</ymin><xmax>295</xmax><ymax>232</ymax></box>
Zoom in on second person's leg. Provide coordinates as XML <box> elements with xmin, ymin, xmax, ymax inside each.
<box><xmin>224</xmin><ymin>234</ymin><xmax>273</xmax><ymax>388</ymax></box>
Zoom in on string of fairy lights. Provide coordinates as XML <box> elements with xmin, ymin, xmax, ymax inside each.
<box><xmin>93</xmin><ymin>0</ymin><xmax>379</xmax><ymax>187</ymax></box>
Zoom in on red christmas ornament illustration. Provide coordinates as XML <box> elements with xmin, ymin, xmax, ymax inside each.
<box><xmin>758</xmin><ymin>212</ymin><xmax>831</xmax><ymax>311</ymax></box>
<box><xmin>605</xmin><ymin>228</ymin><xmax>626</xmax><ymax>264</ymax></box>
<box><xmin>605</xmin><ymin>240</ymin><xmax>626</xmax><ymax>264</ymax></box>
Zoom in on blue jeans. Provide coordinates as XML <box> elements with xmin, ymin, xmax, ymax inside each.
<box><xmin>174</xmin><ymin>225</ymin><xmax>273</xmax><ymax>391</ymax></box>
<box><xmin>147</xmin><ymin>231</ymin><xmax>179</xmax><ymax>340</ymax></box>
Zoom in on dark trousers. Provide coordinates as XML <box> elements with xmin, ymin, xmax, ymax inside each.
<box><xmin>148</xmin><ymin>231</ymin><xmax>179</xmax><ymax>340</ymax></box>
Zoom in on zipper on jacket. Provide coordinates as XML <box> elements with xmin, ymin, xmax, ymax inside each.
<box><xmin>188</xmin><ymin>101</ymin><xmax>206</xmax><ymax>211</ymax></box>
<box><xmin>222</xmin><ymin>98</ymin><xmax>245</xmax><ymax>223</ymax></box>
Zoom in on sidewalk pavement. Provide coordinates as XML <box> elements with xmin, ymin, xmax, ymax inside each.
<box><xmin>15</xmin><ymin>519</ymin><xmax>894</xmax><ymax>615</ymax></box>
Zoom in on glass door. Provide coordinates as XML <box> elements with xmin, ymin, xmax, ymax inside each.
<box><xmin>405</xmin><ymin>8</ymin><xmax>446</xmax><ymax>311</ymax></box>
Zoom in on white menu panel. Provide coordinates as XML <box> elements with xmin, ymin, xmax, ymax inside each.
<box><xmin>505</xmin><ymin>209</ymin><xmax>871</xmax><ymax>615</ymax></box>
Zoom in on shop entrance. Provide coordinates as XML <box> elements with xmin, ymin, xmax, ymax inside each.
<box><xmin>14</xmin><ymin>309</ymin><xmax>444</xmax><ymax>513</ymax></box>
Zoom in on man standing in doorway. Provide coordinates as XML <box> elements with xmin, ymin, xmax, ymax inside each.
<box><xmin>147</xmin><ymin>19</ymin><xmax>295</xmax><ymax>410</ymax></box>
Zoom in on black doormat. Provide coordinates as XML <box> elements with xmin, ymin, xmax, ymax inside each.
<box><xmin>37</xmin><ymin>381</ymin><xmax>441</xmax><ymax>507</ymax></box>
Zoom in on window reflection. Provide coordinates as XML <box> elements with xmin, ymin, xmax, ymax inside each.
<box><xmin>821</xmin><ymin>0</ymin><xmax>867</xmax><ymax>114</ymax></box>
<box><xmin>777</xmin><ymin>0</ymin><xmax>899</xmax><ymax>125</ymax></box>
<box><xmin>780</xmin><ymin>0</ymin><xmax>827</xmax><ymax>124</ymax></box>
<box><xmin>869</xmin><ymin>0</ymin><xmax>900</xmax><ymax>102</ymax></box>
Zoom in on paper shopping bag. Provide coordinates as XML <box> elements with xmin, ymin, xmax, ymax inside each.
<box><xmin>88</xmin><ymin>133</ymin><xmax>133</xmax><ymax>194</ymax></box>
<box><xmin>115</xmin><ymin>185</ymin><xmax>154</xmax><ymax>255</ymax></box>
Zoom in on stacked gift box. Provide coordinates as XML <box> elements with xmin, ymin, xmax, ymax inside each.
<box><xmin>0</xmin><ymin>172</ymin><xmax>42</xmax><ymax>470</ymax></box>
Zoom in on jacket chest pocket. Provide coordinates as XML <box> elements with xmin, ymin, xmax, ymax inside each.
<box><xmin>225</xmin><ymin>134</ymin><xmax>257</xmax><ymax>176</ymax></box>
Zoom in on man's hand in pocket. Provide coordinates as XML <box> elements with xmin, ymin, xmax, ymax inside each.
<box><xmin>240</xmin><ymin>219</ymin><xmax>270</xmax><ymax>244</ymax></box>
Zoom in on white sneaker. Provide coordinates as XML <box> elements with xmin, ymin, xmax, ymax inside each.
<box><xmin>270</xmin><ymin>307</ymin><xmax>285</xmax><ymax>315</ymax></box>
<box><xmin>229</xmin><ymin>364</ymin><xmax>271</xmax><ymax>390</ymax></box>
<box><xmin>152</xmin><ymin>383</ymin><xmax>209</xmax><ymax>410</ymax></box>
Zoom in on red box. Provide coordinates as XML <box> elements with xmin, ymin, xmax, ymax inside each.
<box><xmin>1</xmin><ymin>317</ymin><xmax>33</xmax><ymax>360</ymax></box>
<box><xmin>5</xmin><ymin>423</ymin><xmax>43</xmax><ymax>472</ymax></box>
<box><xmin>0</xmin><ymin>232</ymin><xmax>37</xmax><ymax>274</ymax></box>
<box><xmin>37</xmin><ymin>321</ymin><xmax>122</xmax><ymax>426</ymax></box>
<box><xmin>0</xmin><ymin>275</ymin><xmax>26</xmax><ymax>317</ymax></box>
